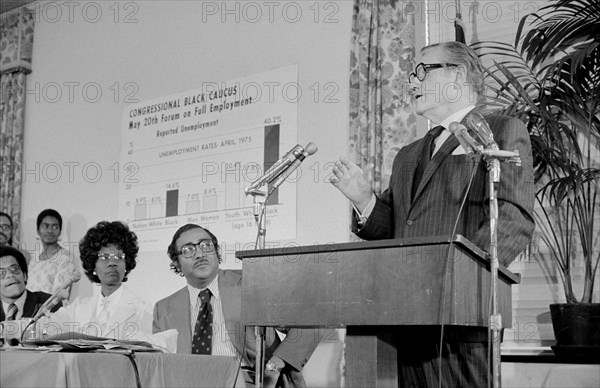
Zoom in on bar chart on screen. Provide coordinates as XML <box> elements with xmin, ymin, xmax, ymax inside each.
<box><xmin>118</xmin><ymin>66</ymin><xmax>299</xmax><ymax>251</ymax></box>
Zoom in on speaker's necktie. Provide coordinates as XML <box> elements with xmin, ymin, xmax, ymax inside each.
<box><xmin>6</xmin><ymin>303</ymin><xmax>18</xmax><ymax>320</ymax></box>
<box><xmin>412</xmin><ymin>125</ymin><xmax>445</xmax><ymax>200</ymax></box>
<box><xmin>191</xmin><ymin>289</ymin><xmax>213</xmax><ymax>355</ymax></box>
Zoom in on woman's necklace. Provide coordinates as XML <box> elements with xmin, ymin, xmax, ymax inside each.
<box><xmin>40</xmin><ymin>245</ymin><xmax>60</xmax><ymax>261</ymax></box>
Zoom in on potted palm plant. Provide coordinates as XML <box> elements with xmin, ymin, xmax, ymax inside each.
<box><xmin>472</xmin><ymin>0</ymin><xmax>600</xmax><ymax>360</ymax></box>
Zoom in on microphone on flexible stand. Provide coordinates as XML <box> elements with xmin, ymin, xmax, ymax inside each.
<box><xmin>246</xmin><ymin>143</ymin><xmax>316</xmax><ymax>195</ymax></box>
<box><xmin>31</xmin><ymin>289</ymin><xmax>70</xmax><ymax>325</ymax></box>
<box><xmin>20</xmin><ymin>271</ymin><xmax>82</xmax><ymax>340</ymax></box>
<box><xmin>246</xmin><ymin>142</ymin><xmax>318</xmax><ymax>219</ymax></box>
<box><xmin>244</xmin><ymin>142</ymin><xmax>317</xmax><ymax>388</ymax></box>
<box><xmin>465</xmin><ymin>111</ymin><xmax>497</xmax><ymax>149</ymax></box>
<box><xmin>448</xmin><ymin>122</ymin><xmax>479</xmax><ymax>155</ymax></box>
<box><xmin>460</xmin><ymin>111</ymin><xmax>521</xmax><ymax>388</ymax></box>
<box><xmin>268</xmin><ymin>142</ymin><xmax>318</xmax><ymax>195</ymax></box>
<box><xmin>449</xmin><ymin>115</ymin><xmax>520</xmax><ymax>163</ymax></box>
<box><xmin>38</xmin><ymin>270</ymin><xmax>82</xmax><ymax>313</ymax></box>
<box><xmin>20</xmin><ymin>288</ymin><xmax>70</xmax><ymax>342</ymax></box>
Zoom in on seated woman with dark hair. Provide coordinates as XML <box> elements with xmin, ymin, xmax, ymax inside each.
<box><xmin>44</xmin><ymin>221</ymin><xmax>154</xmax><ymax>341</ymax></box>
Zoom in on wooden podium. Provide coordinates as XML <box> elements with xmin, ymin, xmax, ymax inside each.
<box><xmin>237</xmin><ymin>235</ymin><xmax>520</xmax><ymax>387</ymax></box>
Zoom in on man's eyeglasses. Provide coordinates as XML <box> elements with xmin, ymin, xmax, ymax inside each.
<box><xmin>0</xmin><ymin>265</ymin><xmax>22</xmax><ymax>279</ymax></box>
<box><xmin>409</xmin><ymin>62</ymin><xmax>459</xmax><ymax>83</ymax></box>
<box><xmin>177</xmin><ymin>240</ymin><xmax>216</xmax><ymax>259</ymax></box>
<box><xmin>0</xmin><ymin>224</ymin><xmax>11</xmax><ymax>232</ymax></box>
<box><xmin>97</xmin><ymin>253</ymin><xmax>126</xmax><ymax>261</ymax></box>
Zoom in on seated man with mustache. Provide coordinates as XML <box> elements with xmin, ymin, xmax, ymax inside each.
<box><xmin>154</xmin><ymin>224</ymin><xmax>324</xmax><ymax>388</ymax></box>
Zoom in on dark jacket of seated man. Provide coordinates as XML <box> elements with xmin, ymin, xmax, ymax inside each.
<box><xmin>0</xmin><ymin>290</ymin><xmax>62</xmax><ymax>321</ymax></box>
<box><xmin>153</xmin><ymin>224</ymin><xmax>324</xmax><ymax>388</ymax></box>
<box><xmin>1</xmin><ymin>246</ymin><xmax>63</xmax><ymax>321</ymax></box>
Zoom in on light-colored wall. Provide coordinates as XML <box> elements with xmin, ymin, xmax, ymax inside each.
<box><xmin>20</xmin><ymin>1</ymin><xmax>357</xmax><ymax>385</ymax></box>
<box><xmin>22</xmin><ymin>0</ymin><xmax>353</xmax><ymax>294</ymax></box>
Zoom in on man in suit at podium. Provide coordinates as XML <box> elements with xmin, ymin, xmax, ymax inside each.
<box><xmin>331</xmin><ymin>41</ymin><xmax>535</xmax><ymax>386</ymax></box>
<box><xmin>1</xmin><ymin>246</ymin><xmax>62</xmax><ymax>322</ymax></box>
<box><xmin>153</xmin><ymin>224</ymin><xmax>323</xmax><ymax>388</ymax></box>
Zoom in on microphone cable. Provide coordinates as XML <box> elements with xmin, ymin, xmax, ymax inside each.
<box><xmin>20</xmin><ymin>319</ymin><xmax>36</xmax><ymax>343</ymax></box>
<box><xmin>122</xmin><ymin>350</ymin><xmax>142</xmax><ymax>388</ymax></box>
<box><xmin>94</xmin><ymin>348</ymin><xmax>142</xmax><ymax>388</ymax></box>
<box><xmin>436</xmin><ymin>153</ymin><xmax>481</xmax><ymax>388</ymax></box>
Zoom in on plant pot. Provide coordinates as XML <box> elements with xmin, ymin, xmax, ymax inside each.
<box><xmin>550</xmin><ymin>303</ymin><xmax>600</xmax><ymax>361</ymax></box>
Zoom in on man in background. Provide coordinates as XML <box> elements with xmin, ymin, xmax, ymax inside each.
<box><xmin>153</xmin><ymin>224</ymin><xmax>323</xmax><ymax>387</ymax></box>
<box><xmin>331</xmin><ymin>41</ymin><xmax>535</xmax><ymax>386</ymax></box>
<box><xmin>0</xmin><ymin>212</ymin><xmax>13</xmax><ymax>246</ymax></box>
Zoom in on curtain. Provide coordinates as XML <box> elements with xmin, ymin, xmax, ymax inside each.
<box><xmin>348</xmin><ymin>0</ymin><xmax>416</xmax><ymax>224</ymax></box>
<box><xmin>341</xmin><ymin>2</ymin><xmax>418</xmax><ymax>381</ymax></box>
<box><xmin>0</xmin><ymin>7</ymin><xmax>35</xmax><ymax>245</ymax></box>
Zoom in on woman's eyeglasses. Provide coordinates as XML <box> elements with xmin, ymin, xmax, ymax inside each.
<box><xmin>97</xmin><ymin>253</ymin><xmax>126</xmax><ymax>261</ymax></box>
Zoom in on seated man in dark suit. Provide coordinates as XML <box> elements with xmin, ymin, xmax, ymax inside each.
<box><xmin>153</xmin><ymin>224</ymin><xmax>323</xmax><ymax>388</ymax></box>
<box><xmin>1</xmin><ymin>246</ymin><xmax>62</xmax><ymax>322</ymax></box>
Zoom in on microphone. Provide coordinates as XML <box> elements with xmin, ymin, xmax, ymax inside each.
<box><xmin>246</xmin><ymin>142</ymin><xmax>318</xmax><ymax>194</ymax></box>
<box><xmin>23</xmin><ymin>271</ymin><xmax>80</xmax><ymax>339</ymax></box>
<box><xmin>449</xmin><ymin>121</ymin><xmax>520</xmax><ymax>161</ymax></box>
<box><xmin>56</xmin><ymin>270</ymin><xmax>82</xmax><ymax>293</ymax></box>
<box><xmin>21</xmin><ymin>288</ymin><xmax>70</xmax><ymax>341</ymax></box>
<box><xmin>449</xmin><ymin>122</ymin><xmax>479</xmax><ymax>155</ymax></box>
<box><xmin>465</xmin><ymin>111</ymin><xmax>497</xmax><ymax>149</ymax></box>
<box><xmin>449</xmin><ymin>111</ymin><xmax>497</xmax><ymax>154</ymax></box>
<box><xmin>37</xmin><ymin>271</ymin><xmax>82</xmax><ymax>313</ymax></box>
<box><xmin>31</xmin><ymin>289</ymin><xmax>69</xmax><ymax>323</ymax></box>
<box><xmin>268</xmin><ymin>142</ymin><xmax>318</xmax><ymax>194</ymax></box>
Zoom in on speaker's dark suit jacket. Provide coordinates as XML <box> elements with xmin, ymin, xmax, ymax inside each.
<box><xmin>356</xmin><ymin>110</ymin><xmax>534</xmax><ymax>266</ymax></box>
<box><xmin>1</xmin><ymin>290</ymin><xmax>62</xmax><ymax>321</ymax></box>
<box><xmin>153</xmin><ymin>269</ymin><xmax>322</xmax><ymax>388</ymax></box>
<box><xmin>354</xmin><ymin>110</ymin><xmax>535</xmax><ymax>387</ymax></box>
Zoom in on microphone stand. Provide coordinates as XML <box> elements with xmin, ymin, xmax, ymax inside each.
<box><xmin>450</xmin><ymin>117</ymin><xmax>522</xmax><ymax>387</ymax></box>
<box><xmin>483</xmin><ymin>145</ymin><xmax>520</xmax><ymax>388</ymax></box>
<box><xmin>247</xmin><ymin>186</ymin><xmax>268</xmax><ymax>250</ymax></box>
<box><xmin>245</xmin><ymin>185</ymin><xmax>268</xmax><ymax>388</ymax></box>
<box><xmin>244</xmin><ymin>143</ymin><xmax>316</xmax><ymax>387</ymax></box>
